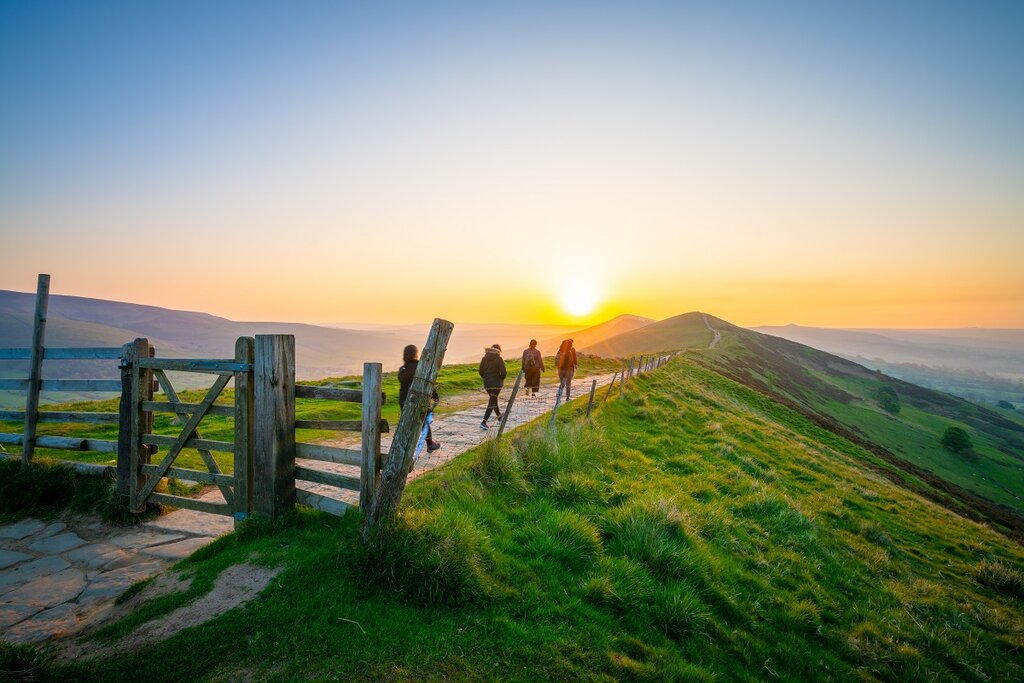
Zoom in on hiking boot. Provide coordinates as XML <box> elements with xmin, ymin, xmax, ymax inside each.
<box><xmin>427</xmin><ymin>440</ymin><xmax>441</xmax><ymax>452</ymax></box>
<box><xmin>480</xmin><ymin>421</ymin><xmax>489</xmax><ymax>430</ymax></box>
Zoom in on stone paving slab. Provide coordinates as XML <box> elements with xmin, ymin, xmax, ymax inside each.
<box><xmin>3</xmin><ymin>568</ymin><xmax>87</xmax><ymax>609</ymax></box>
<box><xmin>3</xmin><ymin>602</ymin><xmax>80</xmax><ymax>645</ymax></box>
<box><xmin>145</xmin><ymin>508</ymin><xmax>234</xmax><ymax>537</ymax></box>
<box><xmin>0</xmin><ymin>555</ymin><xmax>70</xmax><ymax>592</ymax></box>
<box><xmin>108</xmin><ymin>531</ymin><xmax>186</xmax><ymax>550</ymax></box>
<box><xmin>78</xmin><ymin>561</ymin><xmax>164</xmax><ymax>606</ymax></box>
<box><xmin>0</xmin><ymin>519</ymin><xmax>46</xmax><ymax>540</ymax></box>
<box><xmin>141</xmin><ymin>537</ymin><xmax>216</xmax><ymax>561</ymax></box>
<box><xmin>28</xmin><ymin>532</ymin><xmax>87</xmax><ymax>554</ymax></box>
<box><xmin>0</xmin><ymin>549</ymin><xmax>33</xmax><ymax>570</ymax></box>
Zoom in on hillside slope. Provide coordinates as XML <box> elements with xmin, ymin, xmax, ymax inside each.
<box><xmin>699</xmin><ymin>319</ymin><xmax>1024</xmax><ymax>522</ymax></box>
<box><xmin>581</xmin><ymin>312</ymin><xmax>712</xmax><ymax>357</ymax></box>
<box><xmin>37</xmin><ymin>357</ymin><xmax>1024</xmax><ymax>681</ymax></box>
<box><xmin>538</xmin><ymin>314</ymin><xmax>655</xmax><ymax>355</ymax></box>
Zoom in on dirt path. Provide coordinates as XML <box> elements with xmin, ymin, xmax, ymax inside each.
<box><xmin>702</xmin><ymin>313</ymin><xmax>721</xmax><ymax>349</ymax></box>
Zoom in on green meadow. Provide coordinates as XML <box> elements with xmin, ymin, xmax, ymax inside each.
<box><xmin>8</xmin><ymin>357</ymin><xmax>1023</xmax><ymax>681</ymax></box>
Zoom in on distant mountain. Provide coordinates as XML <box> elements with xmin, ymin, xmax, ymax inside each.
<box><xmin>0</xmin><ymin>290</ymin><xmax>408</xmax><ymax>382</ymax></box>
<box><xmin>537</xmin><ymin>314</ymin><xmax>654</xmax><ymax>355</ymax></box>
<box><xmin>580</xmin><ymin>312</ymin><xmax>713</xmax><ymax>357</ymax></box>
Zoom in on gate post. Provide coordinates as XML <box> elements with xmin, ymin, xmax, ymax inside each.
<box><xmin>233</xmin><ymin>337</ymin><xmax>255</xmax><ymax>525</ymax></box>
<box><xmin>125</xmin><ymin>338</ymin><xmax>154</xmax><ymax>512</ymax></box>
<box><xmin>253</xmin><ymin>335</ymin><xmax>296</xmax><ymax>518</ymax></box>
<box><xmin>22</xmin><ymin>274</ymin><xmax>49</xmax><ymax>465</ymax></box>
<box><xmin>359</xmin><ymin>362</ymin><xmax>383</xmax><ymax>510</ymax></box>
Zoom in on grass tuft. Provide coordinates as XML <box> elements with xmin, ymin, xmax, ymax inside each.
<box><xmin>975</xmin><ymin>559</ymin><xmax>1024</xmax><ymax>599</ymax></box>
<box><xmin>652</xmin><ymin>584</ymin><xmax>708</xmax><ymax>640</ymax></box>
<box><xmin>358</xmin><ymin>507</ymin><xmax>493</xmax><ymax>606</ymax></box>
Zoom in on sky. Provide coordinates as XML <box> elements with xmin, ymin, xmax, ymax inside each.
<box><xmin>1</xmin><ymin>1</ymin><xmax>1022</xmax><ymax>328</ymax></box>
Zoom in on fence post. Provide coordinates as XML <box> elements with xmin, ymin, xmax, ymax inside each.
<box><xmin>116</xmin><ymin>341</ymin><xmax>134</xmax><ymax>496</ymax></box>
<box><xmin>549</xmin><ymin>377</ymin><xmax>566</xmax><ymax>428</ymax></box>
<box><xmin>21</xmin><ymin>274</ymin><xmax>49</xmax><ymax>465</ymax></box>
<box><xmin>585</xmin><ymin>379</ymin><xmax>597</xmax><ymax>418</ymax></box>
<box><xmin>233</xmin><ymin>337</ymin><xmax>255</xmax><ymax>526</ymax></box>
<box><xmin>496</xmin><ymin>369</ymin><xmax>523</xmax><ymax>439</ymax></box>
<box><xmin>362</xmin><ymin>319</ymin><xmax>453</xmax><ymax>542</ymax></box>
<box><xmin>360</xmin><ymin>362</ymin><xmax>383</xmax><ymax>510</ymax></box>
<box><xmin>602</xmin><ymin>371</ymin><xmax>619</xmax><ymax>403</ymax></box>
<box><xmin>253</xmin><ymin>335</ymin><xmax>296</xmax><ymax>519</ymax></box>
<box><xmin>127</xmin><ymin>338</ymin><xmax>154</xmax><ymax>513</ymax></box>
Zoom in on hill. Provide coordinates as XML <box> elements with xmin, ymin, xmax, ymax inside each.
<box><xmin>580</xmin><ymin>311</ymin><xmax>713</xmax><ymax>357</ymax></box>
<box><xmin>537</xmin><ymin>313</ymin><xmax>654</xmax><ymax>355</ymax></box>
<box><xmin>26</xmin><ymin>355</ymin><xmax>1024</xmax><ymax>681</ymax></box>
<box><xmin>754</xmin><ymin>324</ymin><xmax>1024</xmax><ymax>405</ymax></box>
<box><xmin>699</xmin><ymin>318</ymin><xmax>1024</xmax><ymax>522</ymax></box>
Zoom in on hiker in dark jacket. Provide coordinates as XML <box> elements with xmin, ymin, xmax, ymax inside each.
<box><xmin>398</xmin><ymin>344</ymin><xmax>440</xmax><ymax>452</ymax></box>
<box><xmin>478</xmin><ymin>344</ymin><xmax>507</xmax><ymax>429</ymax></box>
<box><xmin>521</xmin><ymin>339</ymin><xmax>545</xmax><ymax>396</ymax></box>
<box><xmin>555</xmin><ymin>338</ymin><xmax>578</xmax><ymax>398</ymax></box>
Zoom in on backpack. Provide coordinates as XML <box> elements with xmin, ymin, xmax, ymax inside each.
<box><xmin>524</xmin><ymin>351</ymin><xmax>539</xmax><ymax>372</ymax></box>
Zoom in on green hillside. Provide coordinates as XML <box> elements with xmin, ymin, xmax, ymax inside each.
<box><xmin>19</xmin><ymin>357</ymin><xmax>1024</xmax><ymax>681</ymax></box>
<box><xmin>689</xmin><ymin>320</ymin><xmax>1024</xmax><ymax>526</ymax></box>
<box><xmin>580</xmin><ymin>312</ymin><xmax>712</xmax><ymax>357</ymax></box>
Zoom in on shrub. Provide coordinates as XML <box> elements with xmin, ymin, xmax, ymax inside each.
<box><xmin>941</xmin><ymin>426</ymin><xmax>972</xmax><ymax>454</ymax></box>
<box><xmin>996</xmin><ymin>400</ymin><xmax>1014</xmax><ymax>410</ymax></box>
<box><xmin>358</xmin><ymin>508</ymin><xmax>493</xmax><ymax>606</ymax></box>
<box><xmin>876</xmin><ymin>386</ymin><xmax>901</xmax><ymax>414</ymax></box>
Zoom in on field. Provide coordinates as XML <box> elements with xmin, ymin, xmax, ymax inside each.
<box><xmin>9</xmin><ymin>357</ymin><xmax>1024</xmax><ymax>681</ymax></box>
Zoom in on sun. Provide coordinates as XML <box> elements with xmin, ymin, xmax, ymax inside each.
<box><xmin>559</xmin><ymin>279</ymin><xmax>600</xmax><ymax>317</ymax></box>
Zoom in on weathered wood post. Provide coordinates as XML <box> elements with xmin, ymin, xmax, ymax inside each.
<box><xmin>359</xmin><ymin>362</ymin><xmax>383</xmax><ymax>510</ymax></box>
<box><xmin>628</xmin><ymin>357</ymin><xmax>635</xmax><ymax>379</ymax></box>
<box><xmin>549</xmin><ymin>377</ymin><xmax>566</xmax><ymax>429</ymax></box>
<box><xmin>127</xmin><ymin>338</ymin><xmax>154</xmax><ymax>512</ymax></box>
<box><xmin>585</xmin><ymin>379</ymin><xmax>597</xmax><ymax>418</ymax></box>
<box><xmin>362</xmin><ymin>319</ymin><xmax>453</xmax><ymax>542</ymax></box>
<box><xmin>602</xmin><ymin>371</ymin><xmax>619</xmax><ymax>404</ymax></box>
<box><xmin>253</xmin><ymin>335</ymin><xmax>296</xmax><ymax>519</ymax></box>
<box><xmin>233</xmin><ymin>337</ymin><xmax>255</xmax><ymax>525</ymax></box>
<box><xmin>496</xmin><ymin>369</ymin><xmax>523</xmax><ymax>439</ymax></box>
<box><xmin>21</xmin><ymin>274</ymin><xmax>49</xmax><ymax>465</ymax></box>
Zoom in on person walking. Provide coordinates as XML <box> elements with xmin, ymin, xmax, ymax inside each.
<box><xmin>398</xmin><ymin>344</ymin><xmax>441</xmax><ymax>452</ymax></box>
<box><xmin>478</xmin><ymin>343</ymin><xmax>507</xmax><ymax>429</ymax></box>
<box><xmin>555</xmin><ymin>338</ymin><xmax>578</xmax><ymax>399</ymax></box>
<box><xmin>521</xmin><ymin>339</ymin><xmax>545</xmax><ymax>396</ymax></box>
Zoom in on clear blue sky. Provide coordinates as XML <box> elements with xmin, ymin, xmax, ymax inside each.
<box><xmin>2</xmin><ymin>1</ymin><xmax>1022</xmax><ymax>326</ymax></box>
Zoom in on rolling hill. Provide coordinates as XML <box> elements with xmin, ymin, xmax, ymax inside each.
<box><xmin>580</xmin><ymin>311</ymin><xmax>713</xmax><ymax>357</ymax></box>
<box><xmin>537</xmin><ymin>313</ymin><xmax>654</xmax><ymax>355</ymax></box>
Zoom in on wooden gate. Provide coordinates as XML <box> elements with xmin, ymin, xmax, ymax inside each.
<box><xmin>126</xmin><ymin>337</ymin><xmax>255</xmax><ymax>521</ymax></box>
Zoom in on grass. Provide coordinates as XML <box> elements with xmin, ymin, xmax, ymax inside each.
<box><xmin>8</xmin><ymin>356</ymin><xmax>1024</xmax><ymax>681</ymax></box>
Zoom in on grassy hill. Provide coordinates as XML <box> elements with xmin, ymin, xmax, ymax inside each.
<box><xmin>17</xmin><ymin>356</ymin><xmax>1024</xmax><ymax>681</ymax></box>
<box><xmin>538</xmin><ymin>314</ymin><xmax>655</xmax><ymax>355</ymax></box>
<box><xmin>697</xmin><ymin>319</ymin><xmax>1024</xmax><ymax>524</ymax></box>
<box><xmin>580</xmin><ymin>312</ymin><xmax>713</xmax><ymax>357</ymax></box>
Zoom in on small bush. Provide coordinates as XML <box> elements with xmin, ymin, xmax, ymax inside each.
<box><xmin>876</xmin><ymin>385</ymin><xmax>901</xmax><ymax>414</ymax></box>
<box><xmin>941</xmin><ymin>426</ymin><xmax>972</xmax><ymax>454</ymax></box>
<box><xmin>976</xmin><ymin>559</ymin><xmax>1024</xmax><ymax>599</ymax></box>
<box><xmin>358</xmin><ymin>508</ymin><xmax>493</xmax><ymax>606</ymax></box>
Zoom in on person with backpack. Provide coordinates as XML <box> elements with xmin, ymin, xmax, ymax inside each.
<box><xmin>478</xmin><ymin>343</ymin><xmax>507</xmax><ymax>429</ymax></box>
<box><xmin>555</xmin><ymin>338</ymin><xmax>578</xmax><ymax>399</ymax></box>
<box><xmin>521</xmin><ymin>339</ymin><xmax>545</xmax><ymax>396</ymax></box>
<box><xmin>398</xmin><ymin>344</ymin><xmax>441</xmax><ymax>452</ymax></box>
